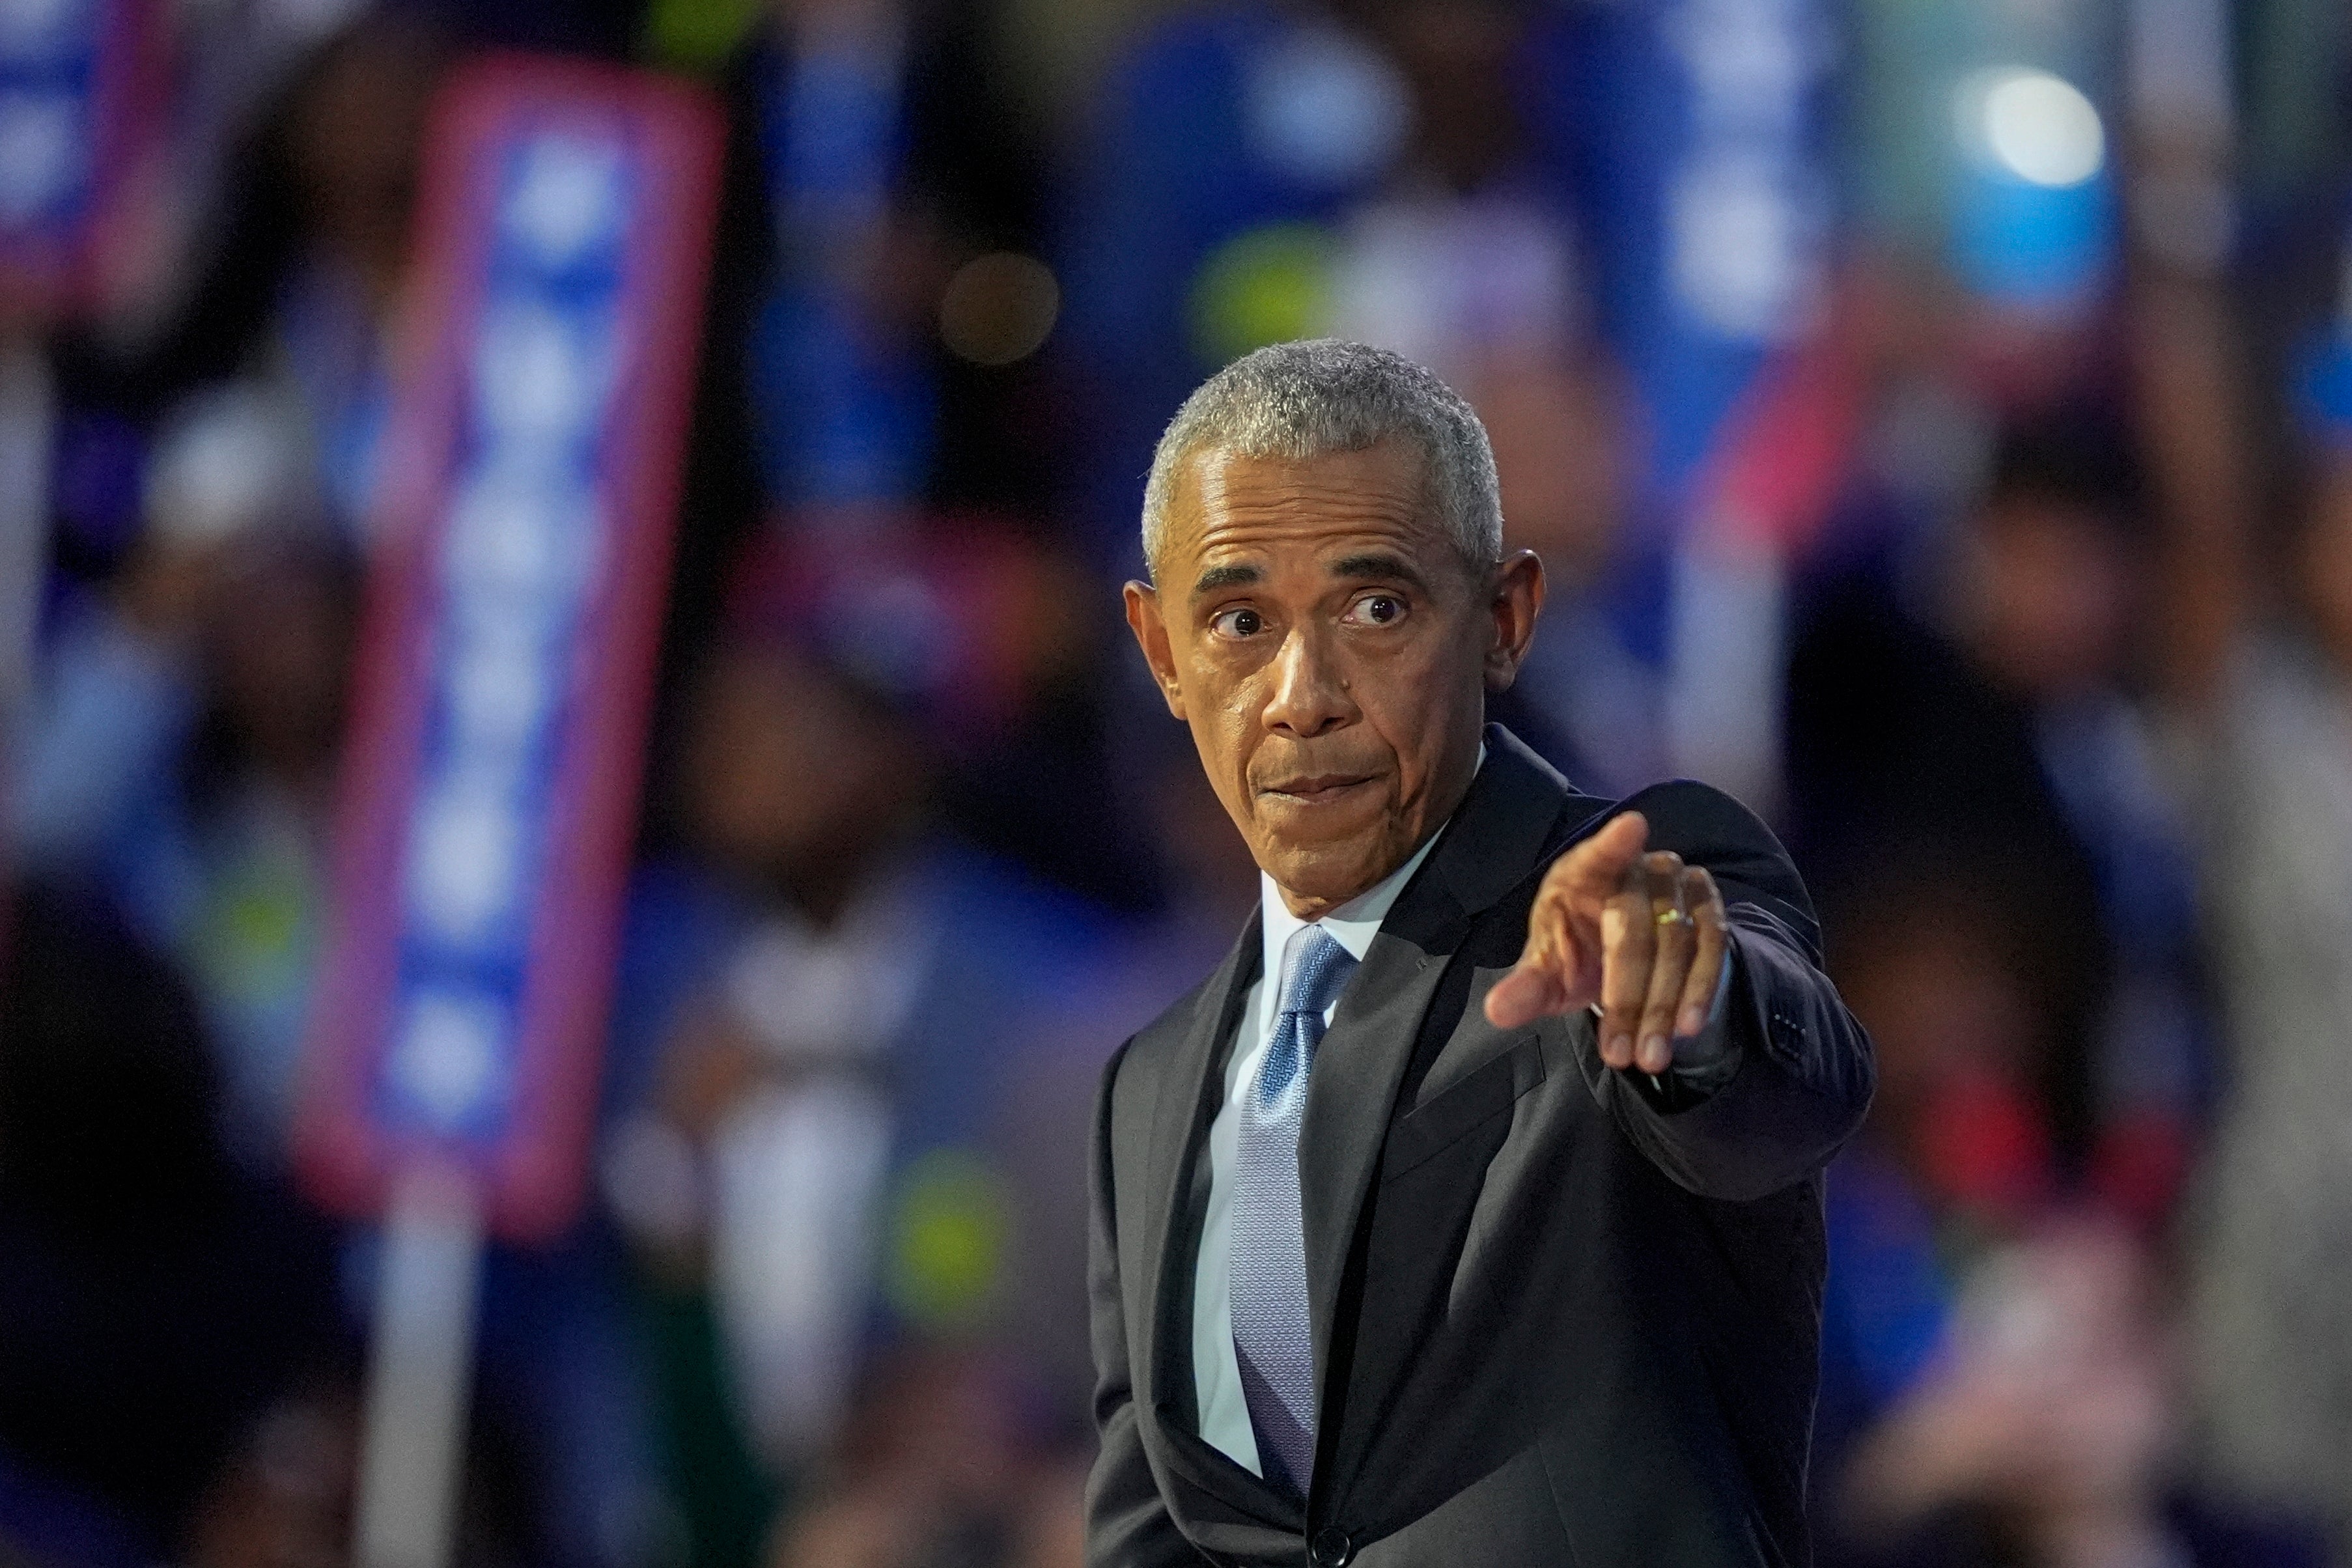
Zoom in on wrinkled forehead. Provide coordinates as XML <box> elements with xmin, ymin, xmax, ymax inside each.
<box><xmin>1158</xmin><ymin>437</ymin><xmax>1453</xmax><ymax>572</ymax></box>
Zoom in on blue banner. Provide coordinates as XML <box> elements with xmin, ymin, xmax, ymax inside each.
<box><xmin>1541</xmin><ymin>0</ymin><xmax>1838</xmax><ymax>518</ymax></box>
<box><xmin>0</xmin><ymin>0</ymin><xmax>159</xmax><ymax>312</ymax></box>
<box><xmin>298</xmin><ymin>57</ymin><xmax>724</xmax><ymax>1242</ymax></box>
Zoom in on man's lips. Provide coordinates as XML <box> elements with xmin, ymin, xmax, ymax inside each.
<box><xmin>1259</xmin><ymin>773</ymin><xmax>1378</xmax><ymax>804</ymax></box>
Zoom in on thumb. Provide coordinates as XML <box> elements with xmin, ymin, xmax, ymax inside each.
<box><xmin>1485</xmin><ymin>963</ymin><xmax>1570</xmax><ymax>1029</ymax></box>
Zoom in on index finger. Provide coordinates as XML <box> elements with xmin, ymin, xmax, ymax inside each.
<box><xmin>1545</xmin><ymin>811</ymin><xmax>1650</xmax><ymax>901</ymax></box>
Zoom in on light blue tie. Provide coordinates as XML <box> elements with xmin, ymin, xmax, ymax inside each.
<box><xmin>1230</xmin><ymin>925</ymin><xmax>1358</xmax><ymax>1496</ymax></box>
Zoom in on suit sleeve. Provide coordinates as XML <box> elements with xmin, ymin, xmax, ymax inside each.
<box><xmin>1565</xmin><ymin>781</ymin><xmax>1877</xmax><ymax>1201</ymax></box>
<box><xmin>1084</xmin><ymin>1041</ymin><xmax>1203</xmax><ymax>1567</ymax></box>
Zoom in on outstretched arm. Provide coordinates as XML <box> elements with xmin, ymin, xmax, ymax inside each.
<box><xmin>1487</xmin><ymin>782</ymin><xmax>1875</xmax><ymax>1199</ymax></box>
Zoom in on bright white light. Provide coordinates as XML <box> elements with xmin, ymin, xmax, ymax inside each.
<box><xmin>1669</xmin><ymin>148</ymin><xmax>1817</xmax><ymax>342</ymax></box>
<box><xmin>1244</xmin><ymin>22</ymin><xmax>1409</xmax><ymax>189</ymax></box>
<box><xmin>1963</xmin><ymin>67</ymin><xmax>2105</xmax><ymax>188</ymax></box>
<box><xmin>504</xmin><ymin>135</ymin><xmax>622</xmax><ymax>269</ymax></box>
<box><xmin>473</xmin><ymin>301</ymin><xmax>611</xmax><ymax>440</ymax></box>
<box><xmin>445</xmin><ymin>624</ymin><xmax>550</xmax><ymax>752</ymax></box>
<box><xmin>407</xmin><ymin>783</ymin><xmax>520</xmax><ymax>942</ymax></box>
<box><xmin>444</xmin><ymin>464</ymin><xmax>593</xmax><ymax>605</ymax></box>
<box><xmin>391</xmin><ymin>990</ymin><xmax>502</xmax><ymax>1128</ymax></box>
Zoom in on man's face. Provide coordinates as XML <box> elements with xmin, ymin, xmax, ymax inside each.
<box><xmin>1125</xmin><ymin>438</ymin><xmax>1542</xmax><ymax>917</ymax></box>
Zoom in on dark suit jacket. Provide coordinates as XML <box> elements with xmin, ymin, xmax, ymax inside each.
<box><xmin>1085</xmin><ymin>727</ymin><xmax>1875</xmax><ymax>1567</ymax></box>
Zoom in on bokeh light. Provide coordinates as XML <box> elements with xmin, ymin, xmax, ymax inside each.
<box><xmin>1960</xmin><ymin>66</ymin><xmax>2106</xmax><ymax>189</ymax></box>
<box><xmin>938</xmin><ymin>251</ymin><xmax>1060</xmax><ymax>367</ymax></box>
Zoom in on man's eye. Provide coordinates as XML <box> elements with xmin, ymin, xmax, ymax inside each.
<box><xmin>1347</xmin><ymin>593</ymin><xmax>1407</xmax><ymax>626</ymax></box>
<box><xmin>1211</xmin><ymin>607</ymin><xmax>1265</xmax><ymax>638</ymax></box>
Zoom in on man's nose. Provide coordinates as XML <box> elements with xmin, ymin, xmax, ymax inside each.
<box><xmin>1262</xmin><ymin>624</ymin><xmax>1356</xmax><ymax>737</ymax></box>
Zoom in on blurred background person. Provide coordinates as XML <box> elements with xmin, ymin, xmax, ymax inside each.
<box><xmin>1787</xmin><ymin>413</ymin><xmax>2210</xmax><ymax>1225</ymax></box>
<box><xmin>1804</xmin><ymin>881</ymin><xmax>2318</xmax><ymax>1567</ymax></box>
<box><xmin>1831</xmin><ymin>1214</ymin><xmax>2315</xmax><ymax>1568</ymax></box>
<box><xmin>39</xmin><ymin>9</ymin><xmax>451</xmax><ymax>584</ymax></box>
<box><xmin>0</xmin><ymin>882</ymin><xmax>341</xmax><ymax>1568</ymax></box>
<box><xmin>599</xmin><ymin>525</ymin><xmax>1128</xmax><ymax>1565</ymax></box>
<box><xmin>2154</xmin><ymin>400</ymin><xmax>2352</xmax><ymax>1561</ymax></box>
<box><xmin>10</xmin><ymin>390</ymin><xmax>351</xmax><ymax>1173</ymax></box>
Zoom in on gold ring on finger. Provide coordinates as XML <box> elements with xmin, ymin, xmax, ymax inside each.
<box><xmin>1654</xmin><ymin>907</ymin><xmax>1696</xmax><ymax>929</ymax></box>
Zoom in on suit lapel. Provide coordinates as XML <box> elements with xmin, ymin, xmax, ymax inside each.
<box><xmin>1137</xmin><ymin>910</ymin><xmax>1312</xmax><ymax>1526</ymax></box>
<box><xmin>1140</xmin><ymin>908</ymin><xmax>1259</xmax><ymax>1427</ymax></box>
<box><xmin>1298</xmin><ymin>727</ymin><xmax>1592</xmax><ymax>1404</ymax></box>
<box><xmin>1296</xmin><ymin>901</ymin><xmax>1462</xmax><ymax>1398</ymax></box>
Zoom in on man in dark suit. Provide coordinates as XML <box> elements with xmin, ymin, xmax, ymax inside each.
<box><xmin>1091</xmin><ymin>341</ymin><xmax>1875</xmax><ymax>1567</ymax></box>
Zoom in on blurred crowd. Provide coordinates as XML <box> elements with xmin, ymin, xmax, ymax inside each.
<box><xmin>5</xmin><ymin>1</ymin><xmax>2352</xmax><ymax>1567</ymax></box>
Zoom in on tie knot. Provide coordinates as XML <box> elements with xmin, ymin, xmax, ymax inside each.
<box><xmin>1277</xmin><ymin>927</ymin><xmax>1358</xmax><ymax>1021</ymax></box>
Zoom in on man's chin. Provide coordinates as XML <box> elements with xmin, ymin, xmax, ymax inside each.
<box><xmin>1254</xmin><ymin>827</ymin><xmax>1406</xmax><ymax>914</ymax></box>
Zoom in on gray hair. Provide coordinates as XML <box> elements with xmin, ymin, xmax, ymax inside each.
<box><xmin>1139</xmin><ymin>340</ymin><xmax>1503</xmax><ymax>578</ymax></box>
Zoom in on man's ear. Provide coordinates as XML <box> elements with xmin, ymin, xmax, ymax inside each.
<box><xmin>1483</xmin><ymin>550</ymin><xmax>1546</xmax><ymax>692</ymax></box>
<box><xmin>1124</xmin><ymin>580</ymin><xmax>1188</xmax><ymax>720</ymax></box>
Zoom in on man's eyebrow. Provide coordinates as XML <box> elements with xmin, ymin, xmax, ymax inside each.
<box><xmin>1330</xmin><ymin>552</ymin><xmax>1429</xmax><ymax>590</ymax></box>
<box><xmin>1190</xmin><ymin>563</ymin><xmax>1262</xmax><ymax>599</ymax></box>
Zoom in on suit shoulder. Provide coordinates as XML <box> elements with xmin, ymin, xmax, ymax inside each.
<box><xmin>1615</xmin><ymin>777</ymin><xmax>1775</xmax><ymax>843</ymax></box>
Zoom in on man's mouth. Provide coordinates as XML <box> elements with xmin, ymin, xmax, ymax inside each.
<box><xmin>1262</xmin><ymin>774</ymin><xmax>1377</xmax><ymax>805</ymax></box>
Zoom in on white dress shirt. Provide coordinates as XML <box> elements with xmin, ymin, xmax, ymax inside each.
<box><xmin>1189</xmin><ymin>767</ymin><xmax>1738</xmax><ymax>1476</ymax></box>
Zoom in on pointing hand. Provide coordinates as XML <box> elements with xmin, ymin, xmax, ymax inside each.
<box><xmin>1482</xmin><ymin>811</ymin><xmax>1729</xmax><ymax>1074</ymax></box>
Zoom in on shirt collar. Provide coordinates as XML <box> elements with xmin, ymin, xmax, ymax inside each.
<box><xmin>1258</xmin><ymin>743</ymin><xmax>1484</xmax><ymax>977</ymax></box>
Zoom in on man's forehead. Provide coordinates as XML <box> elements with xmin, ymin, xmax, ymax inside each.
<box><xmin>1182</xmin><ymin>437</ymin><xmax>1423</xmax><ymax>501</ymax></box>
<box><xmin>1163</xmin><ymin>440</ymin><xmax>1444</xmax><ymax>561</ymax></box>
